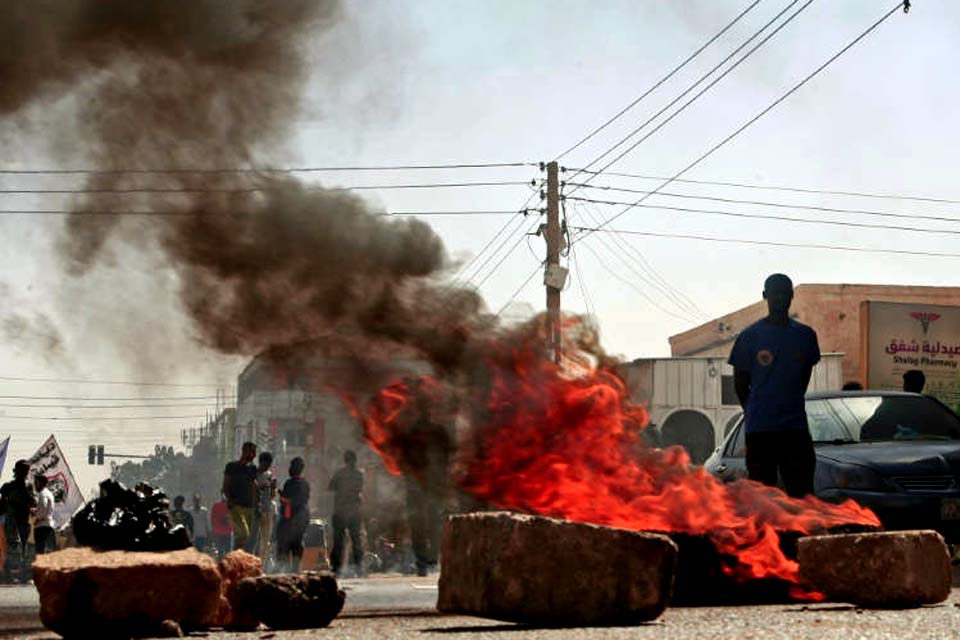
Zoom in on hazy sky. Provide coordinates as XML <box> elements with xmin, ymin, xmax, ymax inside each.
<box><xmin>2</xmin><ymin>0</ymin><xmax>957</xmax><ymax>492</ymax></box>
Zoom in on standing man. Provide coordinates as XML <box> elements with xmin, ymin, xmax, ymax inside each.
<box><xmin>254</xmin><ymin>451</ymin><xmax>277</xmax><ymax>564</ymax></box>
<box><xmin>32</xmin><ymin>475</ymin><xmax>55</xmax><ymax>555</ymax></box>
<box><xmin>903</xmin><ymin>369</ymin><xmax>926</xmax><ymax>394</ymax></box>
<box><xmin>170</xmin><ymin>495</ymin><xmax>195</xmax><ymax>540</ymax></box>
<box><xmin>210</xmin><ymin>494</ymin><xmax>233</xmax><ymax>558</ymax></box>
<box><xmin>276</xmin><ymin>457</ymin><xmax>310</xmax><ymax>573</ymax></box>
<box><xmin>190</xmin><ymin>494</ymin><xmax>211</xmax><ymax>553</ymax></box>
<box><xmin>329</xmin><ymin>450</ymin><xmax>364</xmax><ymax>577</ymax></box>
<box><xmin>403</xmin><ymin>385</ymin><xmax>452</xmax><ymax>576</ymax></box>
<box><xmin>223</xmin><ymin>441</ymin><xmax>257</xmax><ymax>551</ymax></box>
<box><xmin>729</xmin><ymin>274</ymin><xmax>821</xmax><ymax>498</ymax></box>
<box><xmin>0</xmin><ymin>461</ymin><xmax>34</xmax><ymax>582</ymax></box>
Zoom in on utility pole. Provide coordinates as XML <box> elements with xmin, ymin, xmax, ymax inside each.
<box><xmin>543</xmin><ymin>161</ymin><xmax>565</xmax><ymax>363</ymax></box>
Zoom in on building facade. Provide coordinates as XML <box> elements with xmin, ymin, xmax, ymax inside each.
<box><xmin>668</xmin><ymin>284</ymin><xmax>960</xmax><ymax>384</ymax></box>
<box><xmin>618</xmin><ymin>354</ymin><xmax>843</xmax><ymax>464</ymax></box>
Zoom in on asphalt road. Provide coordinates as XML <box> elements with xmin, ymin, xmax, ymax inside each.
<box><xmin>6</xmin><ymin>577</ymin><xmax>960</xmax><ymax>639</ymax></box>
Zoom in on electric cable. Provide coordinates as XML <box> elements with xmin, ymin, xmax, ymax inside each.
<box><xmin>576</xmin><ymin>1</ymin><xmax>907</xmax><ymax>242</ymax></box>
<box><xmin>554</xmin><ymin>0</ymin><xmax>763</xmax><ymax>161</ymax></box>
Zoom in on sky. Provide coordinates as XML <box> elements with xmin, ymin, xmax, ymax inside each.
<box><xmin>2</xmin><ymin>0</ymin><xmax>959</xmax><ymax>493</ymax></box>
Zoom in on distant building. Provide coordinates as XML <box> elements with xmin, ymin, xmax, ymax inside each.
<box><xmin>618</xmin><ymin>354</ymin><xmax>843</xmax><ymax>464</ymax></box>
<box><xmin>669</xmin><ymin>283</ymin><xmax>960</xmax><ymax>383</ymax></box>
<box><xmin>234</xmin><ymin>337</ymin><xmax>429</xmax><ymax>520</ymax></box>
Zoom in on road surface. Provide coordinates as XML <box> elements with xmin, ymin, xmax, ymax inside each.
<box><xmin>4</xmin><ymin>575</ymin><xmax>960</xmax><ymax>639</ymax></box>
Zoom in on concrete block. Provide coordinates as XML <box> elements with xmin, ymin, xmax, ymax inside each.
<box><xmin>798</xmin><ymin>529</ymin><xmax>951</xmax><ymax>608</ymax></box>
<box><xmin>438</xmin><ymin>512</ymin><xmax>677</xmax><ymax>626</ymax></box>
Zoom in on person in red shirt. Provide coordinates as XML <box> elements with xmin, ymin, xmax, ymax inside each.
<box><xmin>210</xmin><ymin>496</ymin><xmax>233</xmax><ymax>559</ymax></box>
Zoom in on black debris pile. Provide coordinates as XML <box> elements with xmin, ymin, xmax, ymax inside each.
<box><xmin>72</xmin><ymin>479</ymin><xmax>191</xmax><ymax>551</ymax></box>
<box><xmin>235</xmin><ymin>573</ymin><xmax>345</xmax><ymax>630</ymax></box>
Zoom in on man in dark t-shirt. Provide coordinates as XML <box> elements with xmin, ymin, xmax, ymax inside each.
<box><xmin>276</xmin><ymin>457</ymin><xmax>310</xmax><ymax>572</ymax></box>
<box><xmin>328</xmin><ymin>450</ymin><xmax>364</xmax><ymax>576</ymax></box>
<box><xmin>0</xmin><ymin>460</ymin><xmax>35</xmax><ymax>582</ymax></box>
<box><xmin>222</xmin><ymin>441</ymin><xmax>257</xmax><ymax>551</ymax></box>
<box><xmin>729</xmin><ymin>274</ymin><xmax>820</xmax><ymax>498</ymax></box>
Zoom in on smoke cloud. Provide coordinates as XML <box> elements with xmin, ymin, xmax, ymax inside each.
<box><xmin>0</xmin><ymin>0</ymin><xmax>493</xmax><ymax>386</ymax></box>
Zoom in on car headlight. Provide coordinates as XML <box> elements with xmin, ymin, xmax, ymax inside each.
<box><xmin>820</xmin><ymin>463</ymin><xmax>889</xmax><ymax>491</ymax></box>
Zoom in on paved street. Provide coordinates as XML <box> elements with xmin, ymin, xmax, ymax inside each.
<box><xmin>5</xmin><ymin>575</ymin><xmax>960</xmax><ymax>639</ymax></box>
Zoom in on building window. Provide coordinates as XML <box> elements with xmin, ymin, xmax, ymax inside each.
<box><xmin>721</xmin><ymin>375</ymin><xmax>739</xmax><ymax>406</ymax></box>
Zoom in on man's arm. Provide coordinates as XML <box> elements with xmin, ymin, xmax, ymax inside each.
<box><xmin>221</xmin><ymin>468</ymin><xmax>231</xmax><ymax>507</ymax></box>
<box><xmin>734</xmin><ymin>369</ymin><xmax>751</xmax><ymax>409</ymax></box>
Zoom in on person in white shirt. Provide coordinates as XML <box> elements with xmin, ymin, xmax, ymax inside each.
<box><xmin>33</xmin><ymin>475</ymin><xmax>55</xmax><ymax>554</ymax></box>
<box><xmin>191</xmin><ymin>494</ymin><xmax>211</xmax><ymax>552</ymax></box>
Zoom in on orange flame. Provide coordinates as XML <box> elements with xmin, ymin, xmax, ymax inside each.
<box><xmin>360</xmin><ymin>326</ymin><xmax>880</xmax><ymax>592</ymax></box>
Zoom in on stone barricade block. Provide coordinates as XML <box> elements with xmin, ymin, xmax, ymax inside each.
<box><xmin>33</xmin><ymin>547</ymin><xmax>222</xmax><ymax>637</ymax></box>
<box><xmin>798</xmin><ymin>529</ymin><xmax>951</xmax><ymax>608</ymax></box>
<box><xmin>438</xmin><ymin>512</ymin><xmax>677</xmax><ymax>626</ymax></box>
<box><xmin>234</xmin><ymin>572</ymin><xmax>345</xmax><ymax>630</ymax></box>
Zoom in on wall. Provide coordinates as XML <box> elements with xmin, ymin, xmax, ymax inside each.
<box><xmin>669</xmin><ymin>284</ymin><xmax>960</xmax><ymax>385</ymax></box>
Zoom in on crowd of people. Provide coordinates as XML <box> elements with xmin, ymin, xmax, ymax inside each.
<box><xmin>0</xmin><ymin>460</ymin><xmax>57</xmax><ymax>582</ymax></box>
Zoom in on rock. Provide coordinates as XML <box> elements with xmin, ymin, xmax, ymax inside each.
<box><xmin>437</xmin><ymin>512</ymin><xmax>677</xmax><ymax>626</ymax></box>
<box><xmin>798</xmin><ymin>530</ymin><xmax>951</xmax><ymax>608</ymax></box>
<box><xmin>32</xmin><ymin>547</ymin><xmax>222</xmax><ymax>638</ymax></box>
<box><xmin>234</xmin><ymin>572</ymin><xmax>345</xmax><ymax>630</ymax></box>
<box><xmin>214</xmin><ymin>550</ymin><xmax>263</xmax><ymax>628</ymax></box>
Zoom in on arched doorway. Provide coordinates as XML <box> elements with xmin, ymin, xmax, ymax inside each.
<box><xmin>661</xmin><ymin>410</ymin><xmax>716</xmax><ymax>464</ymax></box>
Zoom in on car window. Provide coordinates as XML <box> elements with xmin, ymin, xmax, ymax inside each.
<box><xmin>724</xmin><ymin>421</ymin><xmax>746</xmax><ymax>458</ymax></box>
<box><xmin>807</xmin><ymin>395</ymin><xmax>960</xmax><ymax>442</ymax></box>
<box><xmin>806</xmin><ymin>399</ymin><xmax>854</xmax><ymax>442</ymax></box>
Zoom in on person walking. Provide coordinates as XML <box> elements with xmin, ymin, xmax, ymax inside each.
<box><xmin>210</xmin><ymin>495</ymin><xmax>233</xmax><ymax>558</ymax></box>
<box><xmin>329</xmin><ymin>450</ymin><xmax>364</xmax><ymax>577</ymax></box>
<box><xmin>170</xmin><ymin>495</ymin><xmax>195</xmax><ymax>540</ymax></box>
<box><xmin>729</xmin><ymin>273</ymin><xmax>821</xmax><ymax>498</ymax></box>
<box><xmin>276</xmin><ymin>457</ymin><xmax>310</xmax><ymax>573</ymax></box>
<box><xmin>0</xmin><ymin>461</ymin><xmax>35</xmax><ymax>582</ymax></box>
<box><xmin>222</xmin><ymin>441</ymin><xmax>257</xmax><ymax>551</ymax></box>
<box><xmin>253</xmin><ymin>451</ymin><xmax>277</xmax><ymax>565</ymax></box>
<box><xmin>190</xmin><ymin>494</ymin><xmax>211</xmax><ymax>553</ymax></box>
<box><xmin>32</xmin><ymin>475</ymin><xmax>55</xmax><ymax>555</ymax></box>
<box><xmin>403</xmin><ymin>386</ymin><xmax>452</xmax><ymax>576</ymax></box>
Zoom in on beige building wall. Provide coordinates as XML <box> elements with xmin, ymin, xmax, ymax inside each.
<box><xmin>669</xmin><ymin>284</ymin><xmax>960</xmax><ymax>384</ymax></box>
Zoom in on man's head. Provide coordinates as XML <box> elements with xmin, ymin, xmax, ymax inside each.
<box><xmin>13</xmin><ymin>460</ymin><xmax>29</xmax><ymax>481</ymax></box>
<box><xmin>193</xmin><ymin>493</ymin><xmax>202</xmax><ymax>509</ymax></box>
<box><xmin>842</xmin><ymin>381</ymin><xmax>864</xmax><ymax>391</ymax></box>
<box><xmin>173</xmin><ymin>495</ymin><xmax>185</xmax><ymax>509</ymax></box>
<box><xmin>258</xmin><ymin>451</ymin><xmax>273</xmax><ymax>472</ymax></box>
<box><xmin>903</xmin><ymin>369</ymin><xmax>926</xmax><ymax>394</ymax></box>
<box><xmin>34</xmin><ymin>474</ymin><xmax>48</xmax><ymax>491</ymax></box>
<box><xmin>763</xmin><ymin>273</ymin><xmax>794</xmax><ymax>315</ymax></box>
<box><xmin>344</xmin><ymin>450</ymin><xmax>357</xmax><ymax>467</ymax></box>
<box><xmin>289</xmin><ymin>456</ymin><xmax>305</xmax><ymax>478</ymax></box>
<box><xmin>240</xmin><ymin>441</ymin><xmax>257</xmax><ymax>463</ymax></box>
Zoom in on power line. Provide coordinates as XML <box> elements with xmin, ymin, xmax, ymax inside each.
<box><xmin>571</xmin><ymin>201</ymin><xmax>705</xmax><ymax>322</ymax></box>
<box><xmin>553</xmin><ymin>0</ymin><xmax>763</xmax><ymax>161</ymax></box>
<box><xmin>496</xmin><ymin>263</ymin><xmax>543</xmax><ymax>317</ymax></box>
<box><xmin>567</xmin><ymin>0</ymin><xmax>812</xmax><ymax>191</ymax></box>
<box><xmin>0</xmin><ymin>414</ymin><xmax>209</xmax><ymax>421</ymax></box>
<box><xmin>563</xmin><ymin>168</ymin><xmax>960</xmax><ymax>206</ymax></box>
<box><xmin>474</xmin><ymin>217</ymin><xmax>544</xmax><ymax>290</ymax></box>
<box><xmin>0</xmin><ymin>209</ymin><xmax>521</xmax><ymax>217</ymax></box>
<box><xmin>571</xmin><ymin>225</ymin><xmax>960</xmax><ymax>259</ymax></box>
<box><xmin>567</xmin><ymin>195</ymin><xmax>960</xmax><ymax>237</ymax></box>
<box><xmin>0</xmin><ymin>375</ymin><xmax>226</xmax><ymax>388</ymax></box>
<box><xmin>0</xmin><ymin>403</ymin><xmax>228</xmax><ymax>409</ymax></box>
<box><xmin>0</xmin><ymin>162</ymin><xmax>535</xmax><ymax>175</ymax></box>
<box><xmin>0</xmin><ymin>181</ymin><xmax>533</xmax><ymax>195</ymax></box>
<box><xmin>569</xmin><ymin>185</ymin><xmax>960</xmax><ymax>225</ymax></box>
<box><xmin>577</xmin><ymin>235</ymin><xmax>700</xmax><ymax>324</ymax></box>
<box><xmin>0</xmin><ymin>394</ymin><xmax>230</xmax><ymax>401</ymax></box>
<box><xmin>577</xmin><ymin>1</ymin><xmax>907</xmax><ymax>242</ymax></box>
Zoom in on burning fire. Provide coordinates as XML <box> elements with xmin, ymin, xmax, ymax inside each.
<box><xmin>361</xmin><ymin>318</ymin><xmax>880</xmax><ymax>595</ymax></box>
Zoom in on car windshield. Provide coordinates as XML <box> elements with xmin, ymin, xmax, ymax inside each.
<box><xmin>807</xmin><ymin>395</ymin><xmax>960</xmax><ymax>442</ymax></box>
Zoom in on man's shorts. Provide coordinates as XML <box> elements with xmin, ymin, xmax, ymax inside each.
<box><xmin>229</xmin><ymin>506</ymin><xmax>255</xmax><ymax>542</ymax></box>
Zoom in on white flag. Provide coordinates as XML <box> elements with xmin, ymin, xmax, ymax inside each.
<box><xmin>27</xmin><ymin>435</ymin><xmax>85</xmax><ymax>528</ymax></box>
<box><xmin>0</xmin><ymin>436</ymin><xmax>9</xmax><ymax>479</ymax></box>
